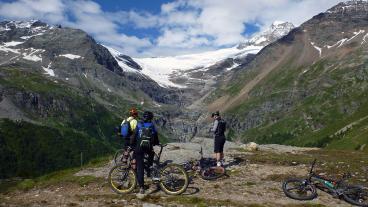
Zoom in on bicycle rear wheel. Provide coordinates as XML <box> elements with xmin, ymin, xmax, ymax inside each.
<box><xmin>343</xmin><ymin>185</ymin><xmax>368</xmax><ymax>207</ymax></box>
<box><xmin>200</xmin><ymin>166</ymin><xmax>226</xmax><ymax>180</ymax></box>
<box><xmin>108</xmin><ymin>164</ymin><xmax>137</xmax><ymax>194</ymax></box>
<box><xmin>159</xmin><ymin>163</ymin><xmax>189</xmax><ymax>195</ymax></box>
<box><xmin>282</xmin><ymin>178</ymin><xmax>317</xmax><ymax>200</ymax></box>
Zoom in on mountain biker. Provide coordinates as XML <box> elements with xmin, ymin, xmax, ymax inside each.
<box><xmin>130</xmin><ymin>111</ymin><xmax>160</xmax><ymax>195</ymax></box>
<box><xmin>210</xmin><ymin>111</ymin><xmax>226</xmax><ymax>167</ymax></box>
<box><xmin>120</xmin><ymin>108</ymin><xmax>138</xmax><ymax>164</ymax></box>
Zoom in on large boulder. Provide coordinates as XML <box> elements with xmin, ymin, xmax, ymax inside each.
<box><xmin>241</xmin><ymin>142</ymin><xmax>259</xmax><ymax>151</ymax></box>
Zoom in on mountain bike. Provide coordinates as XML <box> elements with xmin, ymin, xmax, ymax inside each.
<box><xmin>181</xmin><ymin>147</ymin><xmax>226</xmax><ymax>180</ymax></box>
<box><xmin>282</xmin><ymin>159</ymin><xmax>368</xmax><ymax>206</ymax></box>
<box><xmin>108</xmin><ymin>144</ymin><xmax>189</xmax><ymax>195</ymax></box>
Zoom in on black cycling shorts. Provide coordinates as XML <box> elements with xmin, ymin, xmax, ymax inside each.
<box><xmin>214</xmin><ymin>135</ymin><xmax>226</xmax><ymax>153</ymax></box>
<box><xmin>124</xmin><ymin>138</ymin><xmax>131</xmax><ymax>148</ymax></box>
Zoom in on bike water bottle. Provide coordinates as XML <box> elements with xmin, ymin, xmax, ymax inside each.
<box><xmin>324</xmin><ymin>181</ymin><xmax>335</xmax><ymax>189</ymax></box>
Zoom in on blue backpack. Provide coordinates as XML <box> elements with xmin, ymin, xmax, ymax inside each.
<box><xmin>121</xmin><ymin>119</ymin><xmax>131</xmax><ymax>138</ymax></box>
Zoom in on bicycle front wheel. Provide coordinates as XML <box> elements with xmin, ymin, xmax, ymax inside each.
<box><xmin>200</xmin><ymin>166</ymin><xmax>226</xmax><ymax>180</ymax></box>
<box><xmin>282</xmin><ymin>178</ymin><xmax>317</xmax><ymax>200</ymax></box>
<box><xmin>113</xmin><ymin>149</ymin><xmax>125</xmax><ymax>165</ymax></box>
<box><xmin>108</xmin><ymin>164</ymin><xmax>137</xmax><ymax>194</ymax></box>
<box><xmin>159</xmin><ymin>163</ymin><xmax>189</xmax><ymax>195</ymax></box>
<box><xmin>343</xmin><ymin>185</ymin><xmax>368</xmax><ymax>207</ymax></box>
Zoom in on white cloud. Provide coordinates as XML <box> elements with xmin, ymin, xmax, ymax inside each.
<box><xmin>107</xmin><ymin>10</ymin><xmax>159</xmax><ymax>29</ymax></box>
<box><xmin>155</xmin><ymin>0</ymin><xmax>342</xmax><ymax>48</ymax></box>
<box><xmin>124</xmin><ymin>0</ymin><xmax>342</xmax><ymax>56</ymax></box>
<box><xmin>65</xmin><ymin>1</ymin><xmax>116</xmax><ymax>35</ymax></box>
<box><xmin>0</xmin><ymin>0</ymin><xmax>343</xmax><ymax>57</ymax></box>
<box><xmin>0</xmin><ymin>0</ymin><xmax>152</xmax><ymax>56</ymax></box>
<box><xmin>0</xmin><ymin>0</ymin><xmax>65</xmax><ymax>23</ymax></box>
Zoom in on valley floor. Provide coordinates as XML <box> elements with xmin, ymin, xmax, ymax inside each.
<box><xmin>1</xmin><ymin>138</ymin><xmax>367</xmax><ymax>207</ymax></box>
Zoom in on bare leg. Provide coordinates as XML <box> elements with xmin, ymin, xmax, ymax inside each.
<box><xmin>220</xmin><ymin>153</ymin><xmax>224</xmax><ymax>160</ymax></box>
<box><xmin>216</xmin><ymin>153</ymin><xmax>221</xmax><ymax>162</ymax></box>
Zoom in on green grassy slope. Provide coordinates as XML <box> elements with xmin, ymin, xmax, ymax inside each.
<box><xmin>0</xmin><ymin>67</ymin><xmax>134</xmax><ymax>178</ymax></box>
<box><xmin>223</xmin><ymin>45</ymin><xmax>368</xmax><ymax>151</ymax></box>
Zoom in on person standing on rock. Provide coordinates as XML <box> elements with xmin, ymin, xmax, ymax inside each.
<box><xmin>130</xmin><ymin>111</ymin><xmax>160</xmax><ymax>195</ymax></box>
<box><xmin>210</xmin><ymin>111</ymin><xmax>227</xmax><ymax>167</ymax></box>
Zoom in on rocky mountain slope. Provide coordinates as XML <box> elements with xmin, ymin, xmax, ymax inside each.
<box><xmin>206</xmin><ymin>0</ymin><xmax>368</xmax><ymax>151</ymax></box>
<box><xmin>0</xmin><ymin>20</ymin><xmax>180</xmax><ymax>105</ymax></box>
<box><xmin>0</xmin><ymin>20</ymin><xmax>181</xmax><ymax>178</ymax></box>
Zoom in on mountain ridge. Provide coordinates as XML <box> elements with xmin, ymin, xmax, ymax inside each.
<box><xmin>0</xmin><ymin>20</ymin><xmax>181</xmax><ymax>178</ymax></box>
<box><xmin>204</xmin><ymin>0</ymin><xmax>368</xmax><ymax>150</ymax></box>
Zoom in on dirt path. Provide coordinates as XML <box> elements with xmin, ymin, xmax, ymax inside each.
<box><xmin>1</xmin><ymin>151</ymin><xmax>358</xmax><ymax>206</ymax></box>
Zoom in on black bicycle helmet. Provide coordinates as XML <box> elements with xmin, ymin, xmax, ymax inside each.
<box><xmin>211</xmin><ymin>111</ymin><xmax>220</xmax><ymax>118</ymax></box>
<box><xmin>143</xmin><ymin>111</ymin><xmax>153</xmax><ymax>121</ymax></box>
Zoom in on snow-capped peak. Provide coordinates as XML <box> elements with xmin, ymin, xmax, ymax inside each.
<box><xmin>241</xmin><ymin>21</ymin><xmax>294</xmax><ymax>47</ymax></box>
<box><xmin>1</xmin><ymin>20</ymin><xmax>48</xmax><ymax>29</ymax></box>
<box><xmin>0</xmin><ymin>20</ymin><xmax>50</xmax><ymax>39</ymax></box>
<box><xmin>12</xmin><ymin>20</ymin><xmax>38</xmax><ymax>28</ymax></box>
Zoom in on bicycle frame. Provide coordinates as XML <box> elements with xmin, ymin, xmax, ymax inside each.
<box><xmin>306</xmin><ymin>159</ymin><xmax>349</xmax><ymax>195</ymax></box>
<box><xmin>146</xmin><ymin>144</ymin><xmax>168</xmax><ymax>182</ymax></box>
<box><xmin>153</xmin><ymin>144</ymin><xmax>165</xmax><ymax>166</ymax></box>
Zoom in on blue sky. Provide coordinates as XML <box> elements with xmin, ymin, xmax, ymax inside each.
<box><xmin>0</xmin><ymin>0</ymin><xmax>342</xmax><ymax>57</ymax></box>
<box><xmin>93</xmin><ymin>0</ymin><xmax>170</xmax><ymax>13</ymax></box>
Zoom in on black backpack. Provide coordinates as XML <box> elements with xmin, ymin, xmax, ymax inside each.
<box><xmin>137</xmin><ymin>122</ymin><xmax>154</xmax><ymax>150</ymax></box>
<box><xmin>216</xmin><ymin>119</ymin><xmax>227</xmax><ymax>135</ymax></box>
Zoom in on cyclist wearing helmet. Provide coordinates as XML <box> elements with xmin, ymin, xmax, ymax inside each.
<box><xmin>130</xmin><ymin>111</ymin><xmax>160</xmax><ymax>195</ymax></box>
<box><xmin>120</xmin><ymin>108</ymin><xmax>138</xmax><ymax>164</ymax></box>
